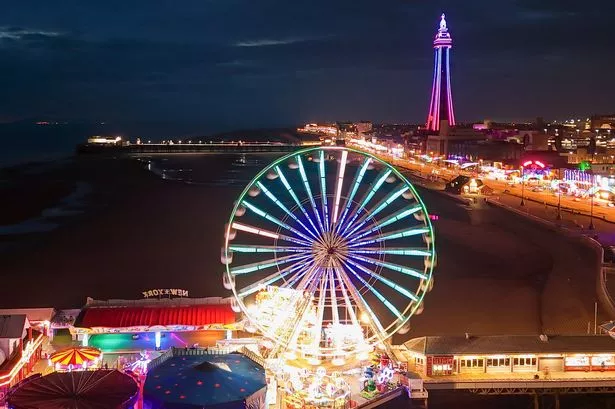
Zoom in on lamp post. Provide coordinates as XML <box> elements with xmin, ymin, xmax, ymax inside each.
<box><xmin>589</xmin><ymin>176</ymin><xmax>595</xmax><ymax>230</ymax></box>
<box><xmin>520</xmin><ymin>166</ymin><xmax>526</xmax><ymax>206</ymax></box>
<box><xmin>556</xmin><ymin>183</ymin><xmax>562</xmax><ymax>220</ymax></box>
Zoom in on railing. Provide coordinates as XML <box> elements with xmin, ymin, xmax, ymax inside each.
<box><xmin>146</xmin><ymin>346</ymin><xmax>233</xmax><ymax>372</ymax></box>
<box><xmin>354</xmin><ymin>387</ymin><xmax>406</xmax><ymax>409</ymax></box>
<box><xmin>238</xmin><ymin>346</ymin><xmax>265</xmax><ymax>368</ymax></box>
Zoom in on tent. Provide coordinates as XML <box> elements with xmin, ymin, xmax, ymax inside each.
<box><xmin>49</xmin><ymin>347</ymin><xmax>102</xmax><ymax>368</ymax></box>
<box><xmin>7</xmin><ymin>369</ymin><xmax>139</xmax><ymax>409</ymax></box>
<box><xmin>144</xmin><ymin>350</ymin><xmax>266</xmax><ymax>409</ymax></box>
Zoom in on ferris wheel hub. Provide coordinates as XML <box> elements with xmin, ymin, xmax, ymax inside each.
<box><xmin>312</xmin><ymin>231</ymin><xmax>348</xmax><ymax>268</ymax></box>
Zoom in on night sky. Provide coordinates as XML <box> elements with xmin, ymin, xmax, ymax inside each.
<box><xmin>1</xmin><ymin>0</ymin><xmax>613</xmax><ymax>131</ymax></box>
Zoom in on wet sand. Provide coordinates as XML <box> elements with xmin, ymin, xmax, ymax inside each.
<box><xmin>0</xmin><ymin>154</ymin><xmax>602</xmax><ymax>340</ymax></box>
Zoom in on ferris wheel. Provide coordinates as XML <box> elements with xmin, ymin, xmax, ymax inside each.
<box><xmin>222</xmin><ymin>146</ymin><xmax>435</xmax><ymax>364</ymax></box>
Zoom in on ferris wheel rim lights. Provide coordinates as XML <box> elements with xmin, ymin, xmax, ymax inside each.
<box><xmin>222</xmin><ymin>146</ymin><xmax>436</xmax><ymax>361</ymax></box>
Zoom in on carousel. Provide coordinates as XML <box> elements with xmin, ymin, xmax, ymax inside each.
<box><xmin>48</xmin><ymin>347</ymin><xmax>103</xmax><ymax>372</ymax></box>
<box><xmin>7</xmin><ymin>369</ymin><xmax>138</xmax><ymax>409</ymax></box>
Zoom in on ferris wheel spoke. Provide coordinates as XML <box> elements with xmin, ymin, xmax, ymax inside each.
<box><xmin>281</xmin><ymin>262</ymin><xmax>313</xmax><ymax>289</ymax></box>
<box><xmin>275</xmin><ymin>165</ymin><xmax>320</xmax><ymax>238</ymax></box>
<box><xmin>283</xmin><ymin>257</ymin><xmax>319</xmax><ymax>290</ymax></box>
<box><xmin>229</xmin><ymin>244</ymin><xmax>310</xmax><ymax>254</ymax></box>
<box><xmin>348</xmin><ymin>225</ymin><xmax>430</xmax><ymax>247</ymax></box>
<box><xmin>347</xmin><ymin>253</ymin><xmax>428</xmax><ymax>280</ymax></box>
<box><xmin>341</xmin><ymin>169</ymin><xmax>392</xmax><ymax>236</ymax></box>
<box><xmin>332</xmin><ymin>265</ymin><xmax>359</xmax><ymax>327</ymax></box>
<box><xmin>318</xmin><ymin>150</ymin><xmax>330</xmax><ymax>230</ymax></box>
<box><xmin>336</xmin><ymin>158</ymin><xmax>372</xmax><ymax>234</ymax></box>
<box><xmin>340</xmin><ymin>260</ymin><xmax>404</xmax><ymax>326</ymax></box>
<box><xmin>348</xmin><ymin>247</ymin><xmax>432</xmax><ymax>257</ymax></box>
<box><xmin>311</xmin><ymin>267</ymin><xmax>328</xmax><ymax>353</ymax></box>
<box><xmin>331</xmin><ymin>150</ymin><xmax>348</xmax><ymax>227</ymax></box>
<box><xmin>344</xmin><ymin>185</ymin><xmax>410</xmax><ymax>238</ymax></box>
<box><xmin>242</xmin><ymin>200</ymin><xmax>313</xmax><ymax>244</ymax></box>
<box><xmin>231</xmin><ymin>222</ymin><xmax>308</xmax><ymax>245</ymax></box>
<box><xmin>237</xmin><ymin>261</ymin><xmax>309</xmax><ymax>297</ymax></box>
<box><xmin>344</xmin><ymin>258</ymin><xmax>419</xmax><ymax>302</ymax></box>
<box><xmin>297</xmin><ymin>156</ymin><xmax>325</xmax><ymax>233</ymax></box>
<box><xmin>328</xmin><ymin>268</ymin><xmax>340</xmax><ymax>326</ymax></box>
<box><xmin>347</xmin><ymin>205</ymin><xmax>423</xmax><ymax>243</ymax></box>
<box><xmin>255</xmin><ymin>181</ymin><xmax>319</xmax><ymax>240</ymax></box>
<box><xmin>230</xmin><ymin>253</ymin><xmax>311</xmax><ymax>276</ymax></box>
<box><xmin>336</xmin><ymin>263</ymin><xmax>386</xmax><ymax>338</ymax></box>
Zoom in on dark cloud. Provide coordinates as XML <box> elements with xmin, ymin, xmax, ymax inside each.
<box><xmin>0</xmin><ymin>0</ymin><xmax>612</xmax><ymax>130</ymax></box>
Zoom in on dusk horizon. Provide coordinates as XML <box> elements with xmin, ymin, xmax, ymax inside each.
<box><xmin>1</xmin><ymin>1</ymin><xmax>613</xmax><ymax>130</ymax></box>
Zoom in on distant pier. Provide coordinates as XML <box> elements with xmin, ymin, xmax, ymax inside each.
<box><xmin>76</xmin><ymin>141</ymin><xmax>308</xmax><ymax>155</ymax></box>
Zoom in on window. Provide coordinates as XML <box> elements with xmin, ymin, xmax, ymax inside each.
<box><xmin>514</xmin><ymin>357</ymin><xmax>536</xmax><ymax>366</ymax></box>
<box><xmin>487</xmin><ymin>358</ymin><xmax>511</xmax><ymax>367</ymax></box>
<box><xmin>461</xmin><ymin>359</ymin><xmax>484</xmax><ymax>368</ymax></box>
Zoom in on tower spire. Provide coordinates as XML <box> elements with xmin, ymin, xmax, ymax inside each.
<box><xmin>426</xmin><ymin>12</ymin><xmax>456</xmax><ymax>132</ymax></box>
<box><xmin>439</xmin><ymin>13</ymin><xmax>447</xmax><ymax>31</ymax></box>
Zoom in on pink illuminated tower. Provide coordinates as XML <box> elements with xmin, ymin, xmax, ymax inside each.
<box><xmin>426</xmin><ymin>13</ymin><xmax>456</xmax><ymax>132</ymax></box>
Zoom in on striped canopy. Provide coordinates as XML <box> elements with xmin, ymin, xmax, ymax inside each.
<box><xmin>50</xmin><ymin>347</ymin><xmax>102</xmax><ymax>366</ymax></box>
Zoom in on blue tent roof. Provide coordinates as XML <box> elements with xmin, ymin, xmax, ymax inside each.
<box><xmin>144</xmin><ymin>352</ymin><xmax>266</xmax><ymax>409</ymax></box>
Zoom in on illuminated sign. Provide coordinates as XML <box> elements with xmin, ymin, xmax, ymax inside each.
<box><xmin>565</xmin><ymin>356</ymin><xmax>589</xmax><ymax>366</ymax></box>
<box><xmin>142</xmin><ymin>289</ymin><xmax>189</xmax><ymax>298</ymax></box>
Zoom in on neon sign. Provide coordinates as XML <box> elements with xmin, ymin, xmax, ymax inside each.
<box><xmin>142</xmin><ymin>289</ymin><xmax>189</xmax><ymax>298</ymax></box>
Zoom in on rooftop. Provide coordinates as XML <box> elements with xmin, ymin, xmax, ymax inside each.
<box><xmin>0</xmin><ymin>315</ymin><xmax>28</xmax><ymax>339</ymax></box>
<box><xmin>74</xmin><ymin>304</ymin><xmax>235</xmax><ymax>330</ymax></box>
<box><xmin>405</xmin><ymin>335</ymin><xmax>615</xmax><ymax>356</ymax></box>
<box><xmin>0</xmin><ymin>308</ymin><xmax>54</xmax><ymax>323</ymax></box>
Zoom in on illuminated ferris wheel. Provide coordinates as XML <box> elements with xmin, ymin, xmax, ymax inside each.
<box><xmin>222</xmin><ymin>146</ymin><xmax>435</xmax><ymax>364</ymax></box>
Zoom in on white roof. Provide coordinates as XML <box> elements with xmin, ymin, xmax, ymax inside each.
<box><xmin>0</xmin><ymin>308</ymin><xmax>54</xmax><ymax>323</ymax></box>
<box><xmin>0</xmin><ymin>315</ymin><xmax>29</xmax><ymax>339</ymax></box>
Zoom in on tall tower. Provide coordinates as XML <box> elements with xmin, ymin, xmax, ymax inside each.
<box><xmin>426</xmin><ymin>13</ymin><xmax>456</xmax><ymax>132</ymax></box>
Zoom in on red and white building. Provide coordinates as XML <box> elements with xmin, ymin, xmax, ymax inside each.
<box><xmin>0</xmin><ymin>315</ymin><xmax>44</xmax><ymax>404</ymax></box>
<box><xmin>70</xmin><ymin>297</ymin><xmax>237</xmax><ymax>349</ymax></box>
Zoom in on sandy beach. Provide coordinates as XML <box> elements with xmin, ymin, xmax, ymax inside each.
<box><xmin>0</xmin><ymin>153</ymin><xmax>602</xmax><ymax>340</ymax></box>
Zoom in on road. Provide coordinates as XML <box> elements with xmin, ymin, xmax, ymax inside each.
<box><xmin>355</xmin><ymin>144</ymin><xmax>615</xmax><ymax>225</ymax></box>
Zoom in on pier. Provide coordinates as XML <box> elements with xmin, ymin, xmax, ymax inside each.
<box><xmin>76</xmin><ymin>141</ymin><xmax>309</xmax><ymax>155</ymax></box>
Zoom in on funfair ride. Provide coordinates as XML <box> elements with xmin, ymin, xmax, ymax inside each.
<box><xmin>222</xmin><ymin>147</ymin><xmax>436</xmax><ymax>368</ymax></box>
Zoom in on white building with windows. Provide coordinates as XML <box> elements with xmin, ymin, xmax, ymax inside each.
<box><xmin>401</xmin><ymin>335</ymin><xmax>615</xmax><ymax>377</ymax></box>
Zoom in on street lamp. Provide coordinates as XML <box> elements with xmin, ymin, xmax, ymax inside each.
<box><xmin>589</xmin><ymin>175</ymin><xmax>595</xmax><ymax>230</ymax></box>
<box><xmin>556</xmin><ymin>182</ymin><xmax>562</xmax><ymax>220</ymax></box>
<box><xmin>520</xmin><ymin>166</ymin><xmax>526</xmax><ymax>206</ymax></box>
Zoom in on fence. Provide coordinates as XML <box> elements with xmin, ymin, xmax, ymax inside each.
<box><xmin>146</xmin><ymin>346</ymin><xmax>233</xmax><ymax>372</ymax></box>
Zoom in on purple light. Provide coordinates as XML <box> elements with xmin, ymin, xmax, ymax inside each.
<box><xmin>426</xmin><ymin>13</ymin><xmax>455</xmax><ymax>132</ymax></box>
